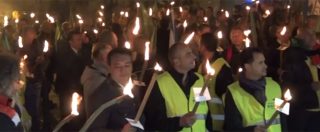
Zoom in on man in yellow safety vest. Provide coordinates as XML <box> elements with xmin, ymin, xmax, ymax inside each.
<box><xmin>145</xmin><ymin>43</ymin><xmax>210</xmax><ymax>131</ymax></box>
<box><xmin>224</xmin><ymin>47</ymin><xmax>284</xmax><ymax>132</ymax></box>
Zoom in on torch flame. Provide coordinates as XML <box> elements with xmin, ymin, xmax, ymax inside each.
<box><xmin>71</xmin><ymin>92</ymin><xmax>82</xmax><ymax>116</ymax></box>
<box><xmin>179</xmin><ymin>7</ymin><xmax>183</xmax><ymax>13</ymax></box>
<box><xmin>98</xmin><ymin>11</ymin><xmax>104</xmax><ymax>17</ymax></box>
<box><xmin>78</xmin><ymin>20</ymin><xmax>84</xmax><ymax>24</ymax></box>
<box><xmin>18</xmin><ymin>36</ymin><xmax>23</xmax><ymax>48</ymax></box>
<box><xmin>184</xmin><ymin>32</ymin><xmax>195</xmax><ymax>44</ymax></box>
<box><xmin>238</xmin><ymin>67</ymin><xmax>243</xmax><ymax>73</ymax></box>
<box><xmin>132</xmin><ymin>17</ymin><xmax>140</xmax><ymax>35</ymax></box>
<box><xmin>225</xmin><ymin>11</ymin><xmax>230</xmax><ymax>18</ymax></box>
<box><xmin>124</xmin><ymin>41</ymin><xmax>131</xmax><ymax>49</ymax></box>
<box><xmin>35</xmin><ymin>20</ymin><xmax>39</xmax><ymax>24</ymax></box>
<box><xmin>120</xmin><ymin>11</ymin><xmax>125</xmax><ymax>16</ymax></box>
<box><xmin>144</xmin><ymin>41</ymin><xmax>150</xmax><ymax>61</ymax></box>
<box><xmin>245</xmin><ymin>37</ymin><xmax>251</xmax><ymax>48</ymax></box>
<box><xmin>287</xmin><ymin>5</ymin><xmax>291</xmax><ymax>9</ymax></box>
<box><xmin>123</xmin><ymin>78</ymin><xmax>134</xmax><ymax>98</ymax></box>
<box><xmin>125</xmin><ymin>12</ymin><xmax>129</xmax><ymax>18</ymax></box>
<box><xmin>97</xmin><ymin>17</ymin><xmax>103</xmax><ymax>22</ymax></box>
<box><xmin>43</xmin><ymin>40</ymin><xmax>49</xmax><ymax>52</ymax></box>
<box><xmin>30</xmin><ymin>13</ymin><xmax>35</xmax><ymax>18</ymax></box>
<box><xmin>76</xmin><ymin>14</ymin><xmax>82</xmax><ymax>19</ymax></box>
<box><xmin>93</xmin><ymin>29</ymin><xmax>99</xmax><ymax>34</ymax></box>
<box><xmin>217</xmin><ymin>31</ymin><xmax>223</xmax><ymax>39</ymax></box>
<box><xmin>4</xmin><ymin>16</ymin><xmax>8</xmax><ymax>27</ymax></box>
<box><xmin>280</xmin><ymin>26</ymin><xmax>287</xmax><ymax>36</ymax></box>
<box><xmin>205</xmin><ymin>59</ymin><xmax>215</xmax><ymax>76</ymax></box>
<box><xmin>183</xmin><ymin>20</ymin><xmax>188</xmax><ymax>28</ymax></box>
<box><xmin>263</xmin><ymin>10</ymin><xmax>271</xmax><ymax>18</ymax></box>
<box><xmin>170</xmin><ymin>1</ymin><xmax>175</xmax><ymax>6</ymax></box>
<box><xmin>136</xmin><ymin>2</ymin><xmax>140</xmax><ymax>8</ymax></box>
<box><xmin>15</xmin><ymin>19</ymin><xmax>19</xmax><ymax>24</ymax></box>
<box><xmin>149</xmin><ymin>8</ymin><xmax>153</xmax><ymax>16</ymax></box>
<box><xmin>154</xmin><ymin>63</ymin><xmax>163</xmax><ymax>71</ymax></box>
<box><xmin>244</xmin><ymin>29</ymin><xmax>251</xmax><ymax>36</ymax></box>
<box><xmin>23</xmin><ymin>55</ymin><xmax>28</xmax><ymax>60</ymax></box>
<box><xmin>246</xmin><ymin>6</ymin><xmax>251</xmax><ymax>11</ymax></box>
<box><xmin>284</xmin><ymin>89</ymin><xmax>292</xmax><ymax>101</ymax></box>
<box><xmin>100</xmin><ymin>5</ymin><xmax>105</xmax><ymax>9</ymax></box>
<box><xmin>46</xmin><ymin>14</ymin><xmax>55</xmax><ymax>23</ymax></box>
<box><xmin>166</xmin><ymin>9</ymin><xmax>170</xmax><ymax>16</ymax></box>
<box><xmin>204</xmin><ymin>17</ymin><xmax>208</xmax><ymax>22</ymax></box>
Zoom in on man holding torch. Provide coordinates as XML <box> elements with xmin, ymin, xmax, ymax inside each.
<box><xmin>224</xmin><ymin>47</ymin><xmax>285</xmax><ymax>132</ymax></box>
<box><xmin>86</xmin><ymin>48</ymin><xmax>140</xmax><ymax>131</ymax></box>
<box><xmin>199</xmin><ymin>33</ymin><xmax>234</xmax><ymax>131</ymax></box>
<box><xmin>145</xmin><ymin>43</ymin><xmax>210</xmax><ymax>131</ymax></box>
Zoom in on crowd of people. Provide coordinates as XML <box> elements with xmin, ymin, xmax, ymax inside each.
<box><xmin>0</xmin><ymin>0</ymin><xmax>320</xmax><ymax>131</ymax></box>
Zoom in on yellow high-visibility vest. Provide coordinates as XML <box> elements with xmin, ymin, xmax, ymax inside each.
<box><xmin>198</xmin><ymin>57</ymin><xmax>230</xmax><ymax>131</ymax></box>
<box><xmin>305</xmin><ymin>57</ymin><xmax>320</xmax><ymax>111</ymax></box>
<box><xmin>227</xmin><ymin>77</ymin><xmax>282</xmax><ymax>132</ymax></box>
<box><xmin>157</xmin><ymin>71</ymin><xmax>208</xmax><ymax>132</ymax></box>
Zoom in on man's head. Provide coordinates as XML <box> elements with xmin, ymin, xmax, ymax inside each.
<box><xmin>230</xmin><ymin>27</ymin><xmax>245</xmax><ymax>46</ymax></box>
<box><xmin>200</xmin><ymin>32</ymin><xmax>217</xmax><ymax>53</ymax></box>
<box><xmin>0</xmin><ymin>53</ymin><xmax>20</xmax><ymax>97</ymax></box>
<box><xmin>98</xmin><ymin>31</ymin><xmax>118</xmax><ymax>48</ymax></box>
<box><xmin>240</xmin><ymin>47</ymin><xmax>267</xmax><ymax>80</ymax></box>
<box><xmin>21</xmin><ymin>26</ymin><xmax>37</xmax><ymax>45</ymax></box>
<box><xmin>168</xmin><ymin>43</ymin><xmax>196</xmax><ymax>74</ymax></box>
<box><xmin>107</xmin><ymin>48</ymin><xmax>133</xmax><ymax>85</ymax></box>
<box><xmin>68</xmin><ymin>30</ymin><xmax>83</xmax><ymax>50</ymax></box>
<box><xmin>92</xmin><ymin>43</ymin><xmax>112</xmax><ymax>65</ymax></box>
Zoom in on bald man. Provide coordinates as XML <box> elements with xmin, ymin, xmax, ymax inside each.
<box><xmin>145</xmin><ymin>43</ymin><xmax>211</xmax><ymax>131</ymax></box>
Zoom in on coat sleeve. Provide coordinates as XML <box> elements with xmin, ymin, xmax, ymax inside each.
<box><xmin>144</xmin><ymin>82</ymin><xmax>183</xmax><ymax>131</ymax></box>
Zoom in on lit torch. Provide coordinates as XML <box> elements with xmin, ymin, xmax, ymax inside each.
<box><xmin>243</xmin><ymin>29</ymin><xmax>251</xmax><ymax>48</ymax></box>
<box><xmin>138</xmin><ymin>41</ymin><xmax>150</xmax><ymax>81</ymax></box>
<box><xmin>53</xmin><ymin>92</ymin><xmax>82</xmax><ymax>132</ymax></box>
<box><xmin>18</xmin><ymin>36</ymin><xmax>23</xmax><ymax>48</ymax></box>
<box><xmin>3</xmin><ymin>16</ymin><xmax>8</xmax><ymax>27</ymax></box>
<box><xmin>149</xmin><ymin>8</ymin><xmax>153</xmax><ymax>16</ymax></box>
<box><xmin>266</xmin><ymin>89</ymin><xmax>292</xmax><ymax>128</ymax></box>
<box><xmin>192</xmin><ymin>59</ymin><xmax>215</xmax><ymax>112</ymax></box>
<box><xmin>43</xmin><ymin>40</ymin><xmax>49</xmax><ymax>53</ymax></box>
<box><xmin>132</xmin><ymin>17</ymin><xmax>140</xmax><ymax>35</ymax></box>
<box><xmin>124</xmin><ymin>41</ymin><xmax>131</xmax><ymax>49</ymax></box>
<box><xmin>131</xmin><ymin>63</ymin><xmax>163</xmax><ymax>129</ymax></box>
<box><xmin>80</xmin><ymin>78</ymin><xmax>135</xmax><ymax>131</ymax></box>
<box><xmin>280</xmin><ymin>26</ymin><xmax>287</xmax><ymax>36</ymax></box>
<box><xmin>217</xmin><ymin>31</ymin><xmax>224</xmax><ymax>52</ymax></box>
<box><xmin>184</xmin><ymin>32</ymin><xmax>195</xmax><ymax>44</ymax></box>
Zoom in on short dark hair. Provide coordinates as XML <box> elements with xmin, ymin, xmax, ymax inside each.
<box><xmin>168</xmin><ymin>43</ymin><xmax>188</xmax><ymax>65</ymax></box>
<box><xmin>0</xmin><ymin>53</ymin><xmax>20</xmax><ymax>95</ymax></box>
<box><xmin>67</xmin><ymin>30</ymin><xmax>81</xmax><ymax>41</ymax></box>
<box><xmin>92</xmin><ymin>43</ymin><xmax>108</xmax><ymax>59</ymax></box>
<box><xmin>240</xmin><ymin>47</ymin><xmax>263</xmax><ymax>67</ymax></box>
<box><xmin>201</xmin><ymin>32</ymin><xmax>217</xmax><ymax>52</ymax></box>
<box><xmin>107</xmin><ymin>48</ymin><xmax>132</xmax><ymax>65</ymax></box>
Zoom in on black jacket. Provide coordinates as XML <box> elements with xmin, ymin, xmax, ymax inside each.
<box><xmin>86</xmin><ymin>76</ymin><xmax>141</xmax><ymax>131</ymax></box>
<box><xmin>224</xmin><ymin>75</ymin><xmax>287</xmax><ymax>131</ymax></box>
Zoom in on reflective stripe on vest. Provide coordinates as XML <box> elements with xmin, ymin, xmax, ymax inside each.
<box><xmin>228</xmin><ymin>77</ymin><xmax>282</xmax><ymax>132</ymax></box>
<box><xmin>306</xmin><ymin>57</ymin><xmax>320</xmax><ymax>111</ymax></box>
<box><xmin>157</xmin><ymin>71</ymin><xmax>208</xmax><ymax>132</ymax></box>
<box><xmin>199</xmin><ymin>58</ymin><xmax>230</xmax><ymax>131</ymax></box>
